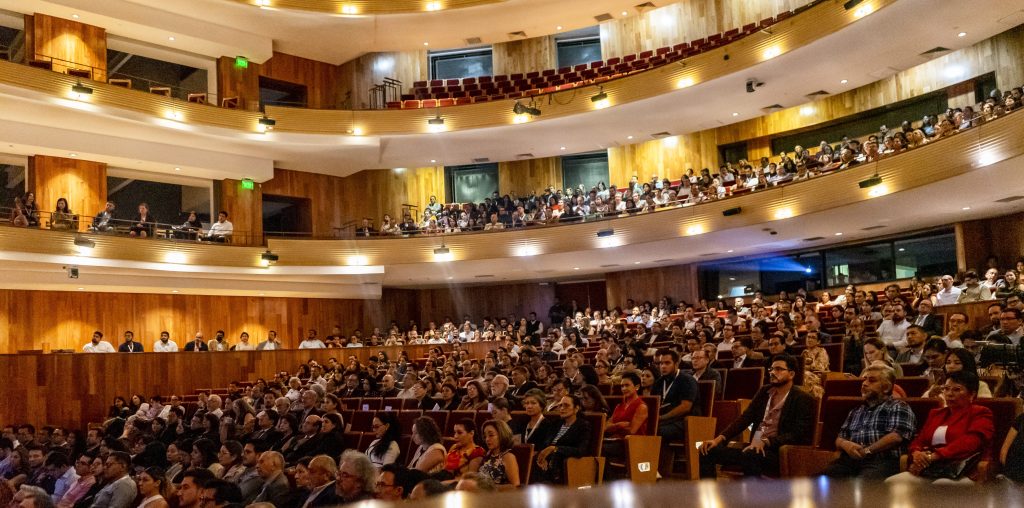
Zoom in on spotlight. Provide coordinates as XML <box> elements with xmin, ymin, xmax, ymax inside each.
<box><xmin>427</xmin><ymin>115</ymin><xmax>445</xmax><ymax>132</ymax></box>
<box><xmin>596</xmin><ymin>228</ymin><xmax>615</xmax><ymax>238</ymax></box>
<box><xmin>260</xmin><ymin>250</ymin><xmax>279</xmax><ymax>265</ymax></box>
<box><xmin>512</xmin><ymin>101</ymin><xmax>541</xmax><ymax>117</ymax></box>
<box><xmin>71</xmin><ymin>81</ymin><xmax>93</xmax><ymax>96</ymax></box>
<box><xmin>433</xmin><ymin>246</ymin><xmax>450</xmax><ymax>255</ymax></box>
<box><xmin>858</xmin><ymin>174</ymin><xmax>883</xmax><ymax>189</ymax></box>
<box><xmin>722</xmin><ymin>207</ymin><xmax>742</xmax><ymax>217</ymax></box>
<box><xmin>73</xmin><ymin>235</ymin><xmax>95</xmax><ymax>249</ymax></box>
<box><xmin>258</xmin><ymin>116</ymin><xmax>276</xmax><ymax>130</ymax></box>
<box><xmin>591</xmin><ymin>87</ymin><xmax>610</xmax><ymax>109</ymax></box>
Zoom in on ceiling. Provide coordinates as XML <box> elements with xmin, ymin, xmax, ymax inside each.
<box><xmin>0</xmin><ymin>0</ymin><xmax>1018</xmax><ymax>180</ymax></box>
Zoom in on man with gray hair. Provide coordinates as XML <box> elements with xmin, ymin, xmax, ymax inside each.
<box><xmin>823</xmin><ymin>365</ymin><xmax>916</xmax><ymax>480</ymax></box>
<box><xmin>90</xmin><ymin>452</ymin><xmax>135</xmax><ymax>508</ymax></box>
<box><xmin>16</xmin><ymin>486</ymin><xmax>54</xmax><ymax>508</ymax></box>
<box><xmin>490</xmin><ymin>375</ymin><xmax>510</xmax><ymax>400</ymax></box>
<box><xmin>335</xmin><ymin>450</ymin><xmax>375</xmax><ymax>503</ymax></box>
<box><xmin>251</xmin><ymin>452</ymin><xmax>289</xmax><ymax>507</ymax></box>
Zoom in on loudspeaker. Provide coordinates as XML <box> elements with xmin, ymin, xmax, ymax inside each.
<box><xmin>722</xmin><ymin>207</ymin><xmax>742</xmax><ymax>216</ymax></box>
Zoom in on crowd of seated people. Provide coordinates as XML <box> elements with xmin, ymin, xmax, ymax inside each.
<box><xmin>4</xmin><ymin>270</ymin><xmax>1024</xmax><ymax>505</ymax></box>
<box><xmin>3</xmin><ymin>195</ymin><xmax>234</xmax><ymax>243</ymax></box>
<box><xmin>348</xmin><ymin>87</ymin><xmax>1024</xmax><ymax>237</ymax></box>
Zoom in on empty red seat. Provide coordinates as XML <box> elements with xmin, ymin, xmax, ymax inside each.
<box><xmin>480</xmin><ymin>82</ymin><xmax>496</xmax><ymax>91</ymax></box>
<box><xmin>742</xmin><ymin>23</ymin><xmax>757</xmax><ymax>33</ymax></box>
<box><xmin>462</xmin><ymin>77</ymin><xmax>476</xmax><ymax>85</ymax></box>
<box><xmin>724</xmin><ymin>28</ymin><xmax>739</xmax><ymax>38</ymax></box>
<box><xmin>454</xmin><ymin>97</ymin><xmax>471</xmax><ymax>105</ymax></box>
<box><xmin>438</xmin><ymin>98</ymin><xmax>455</xmax><ymax>107</ymax></box>
<box><xmin>400</xmin><ymin>94</ymin><xmax>415</xmax><ymax>101</ymax></box>
<box><xmin>386</xmin><ymin>101</ymin><xmax>401</xmax><ymax>109</ymax></box>
<box><xmin>494</xmin><ymin>74</ymin><xmax>509</xmax><ymax>82</ymax></box>
<box><xmin>606</xmin><ymin>57</ymin><xmax>620</xmax><ymax>66</ymax></box>
<box><xmin>421</xmin><ymin>99</ymin><xmax>437</xmax><ymax>108</ymax></box>
<box><xmin>776</xmin><ymin>11</ymin><xmax>792</xmax><ymax>21</ymax></box>
<box><xmin>581</xmin><ymin>69</ymin><xmax>597</xmax><ymax>80</ymax></box>
<box><xmin>463</xmin><ymin>83</ymin><xmax>479</xmax><ymax>92</ymax></box>
<box><xmin>507</xmin><ymin>91</ymin><xmax>522</xmax><ymax>99</ymax></box>
<box><xmin>541</xmin><ymin>69</ymin><xmax>556</xmax><ymax>77</ymax></box>
<box><xmin>623</xmin><ymin>54</ymin><xmax>637</xmax><ymax>62</ymax></box>
<box><xmin>473</xmin><ymin>95</ymin><xmax>490</xmax><ymax>103</ymax></box>
<box><xmin>759</xmin><ymin>17</ymin><xmax>774</xmax><ymax>27</ymax></box>
<box><xmin>639</xmin><ymin>50</ymin><xmax>653</xmax><ymax>59</ymax></box>
<box><xmin>429</xmin><ymin>79</ymin><xmax>442</xmax><ymax>87</ymax></box>
<box><xmin>656</xmin><ymin>47</ymin><xmax>670</xmax><ymax>55</ymax></box>
<box><xmin>468</xmin><ymin>89</ymin><xmax>483</xmax><ymax>97</ymax></box>
<box><xmin>429</xmin><ymin>86</ymin><xmax>444</xmax><ymax>94</ymax></box>
<box><xmin>525</xmin><ymin>71</ymin><xmax>540</xmax><ymax>79</ymax></box>
<box><xmin>402</xmin><ymin>100</ymin><xmax>420</xmax><ymax>109</ymax></box>
<box><xmin>478</xmin><ymin>75</ymin><xmax>493</xmax><ymax>84</ymax></box>
<box><xmin>413</xmin><ymin>81</ymin><xmax>427</xmax><ymax>88</ymax></box>
<box><xmin>673</xmin><ymin>42</ymin><xmax>689</xmax><ymax>52</ymax></box>
<box><xmin>451</xmin><ymin>90</ymin><xmax>467</xmax><ymax>98</ymax></box>
<box><xmin>510</xmin><ymin>73</ymin><xmax>524</xmax><ymax>80</ymax></box>
<box><xmin>573</xmin><ymin>63</ymin><xmax>588</xmax><ymax>72</ymax></box>
<box><xmin>590</xmin><ymin>60</ymin><xmax>604</xmax><ymax>69</ymax></box>
<box><xmin>445</xmin><ymin>79</ymin><xmax>459</xmax><ymax>87</ymax></box>
<box><xmin>434</xmin><ymin>91</ymin><xmax>451</xmax><ymax>99</ymax></box>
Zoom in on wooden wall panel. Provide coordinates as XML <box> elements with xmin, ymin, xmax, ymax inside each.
<box><xmin>492</xmin><ymin>36</ymin><xmax>556</xmax><ymax>76</ymax></box>
<box><xmin>262</xmin><ymin>166</ymin><xmax>444</xmax><ymax>235</ymax></box>
<box><xmin>411</xmin><ymin>283</ymin><xmax>555</xmax><ymax>325</ymax></box>
<box><xmin>0</xmin><ymin>342</ymin><xmax>497</xmax><ymax>430</ymax></box>
<box><xmin>27</xmin><ymin>155</ymin><xmax>107</xmax><ymax>231</ymax></box>
<box><xmin>26</xmin><ymin>13</ymin><xmax>107</xmax><ymax>81</ymax></box>
<box><xmin>605</xmin><ymin>264</ymin><xmax>700</xmax><ymax>310</ymax></box>
<box><xmin>260</xmin><ymin>52</ymin><xmax>341</xmax><ymax>109</ymax></box>
<box><xmin>216</xmin><ymin>56</ymin><xmax>261</xmax><ymax>111</ymax></box>
<box><xmin>337</xmin><ymin>51</ymin><xmax>428</xmax><ymax>109</ymax></box>
<box><xmin>599</xmin><ymin>0</ymin><xmax>809</xmax><ymax>59</ymax></box>
<box><xmin>498</xmin><ymin>157</ymin><xmax>562</xmax><ymax>196</ymax></box>
<box><xmin>607</xmin><ymin>130</ymin><xmax>719</xmax><ymax>187</ymax></box>
<box><xmin>219</xmin><ymin>178</ymin><xmax>263</xmax><ymax>245</ymax></box>
<box><xmin>957</xmin><ymin>212</ymin><xmax>1024</xmax><ymax>275</ymax></box>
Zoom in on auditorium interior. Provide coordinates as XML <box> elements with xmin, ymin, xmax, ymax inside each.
<box><xmin>0</xmin><ymin>0</ymin><xmax>1023</xmax><ymax>506</ymax></box>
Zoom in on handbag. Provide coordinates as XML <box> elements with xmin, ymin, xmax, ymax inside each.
<box><xmin>918</xmin><ymin>452</ymin><xmax>982</xmax><ymax>480</ymax></box>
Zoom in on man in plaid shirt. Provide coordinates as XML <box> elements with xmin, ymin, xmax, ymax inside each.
<box><xmin>824</xmin><ymin>364</ymin><xmax>917</xmax><ymax>479</ymax></box>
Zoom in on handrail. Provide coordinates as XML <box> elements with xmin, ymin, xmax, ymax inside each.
<box><xmin>0</xmin><ymin>207</ymin><xmax>255</xmax><ymax>245</ymax></box>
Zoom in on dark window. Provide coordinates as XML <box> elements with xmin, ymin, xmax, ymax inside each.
<box><xmin>106</xmin><ymin>175</ymin><xmax>211</xmax><ymax>228</ymax></box>
<box><xmin>430</xmin><ymin>49</ymin><xmax>493</xmax><ymax>80</ymax></box>
<box><xmin>719</xmin><ymin>141</ymin><xmax>748</xmax><ymax>166</ymax></box>
<box><xmin>262</xmin><ymin>194</ymin><xmax>312</xmax><ymax>235</ymax></box>
<box><xmin>973</xmin><ymin>72</ymin><xmax>998</xmax><ymax>104</ymax></box>
<box><xmin>894</xmin><ymin>233</ymin><xmax>957</xmax><ymax>279</ymax></box>
<box><xmin>557</xmin><ymin>37</ymin><xmax>602</xmax><ymax>68</ymax></box>
<box><xmin>445</xmin><ymin>163</ymin><xmax>498</xmax><ymax>204</ymax></box>
<box><xmin>561</xmin><ymin>152</ymin><xmax>609</xmax><ymax>192</ymax></box>
<box><xmin>0</xmin><ymin>163</ymin><xmax>25</xmax><ymax>208</ymax></box>
<box><xmin>760</xmin><ymin>252</ymin><xmax>824</xmax><ymax>295</ymax></box>
<box><xmin>259</xmin><ymin>76</ymin><xmax>307</xmax><ymax>109</ymax></box>
<box><xmin>825</xmin><ymin>242</ymin><xmax>894</xmax><ymax>287</ymax></box>
<box><xmin>106</xmin><ymin>49</ymin><xmax>208</xmax><ymax>100</ymax></box>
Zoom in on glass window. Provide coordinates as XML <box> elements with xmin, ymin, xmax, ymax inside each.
<box><xmin>0</xmin><ymin>161</ymin><xmax>26</xmax><ymax>208</ymax></box>
<box><xmin>106</xmin><ymin>171</ymin><xmax>212</xmax><ymax>228</ymax></box>
<box><xmin>445</xmin><ymin>163</ymin><xmax>498</xmax><ymax>204</ymax></box>
<box><xmin>894</xmin><ymin>233</ymin><xmax>956</xmax><ymax>279</ymax></box>
<box><xmin>561</xmin><ymin>152</ymin><xmax>609</xmax><ymax>192</ymax></box>
<box><xmin>557</xmin><ymin>37</ymin><xmax>602</xmax><ymax>68</ymax></box>
<box><xmin>430</xmin><ymin>49</ymin><xmax>493</xmax><ymax>80</ymax></box>
<box><xmin>106</xmin><ymin>49</ymin><xmax>209</xmax><ymax>101</ymax></box>
<box><xmin>713</xmin><ymin>260</ymin><xmax>760</xmax><ymax>299</ymax></box>
<box><xmin>825</xmin><ymin>242</ymin><xmax>894</xmax><ymax>287</ymax></box>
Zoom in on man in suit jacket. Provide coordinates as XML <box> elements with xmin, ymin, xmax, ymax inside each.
<box><xmin>252</xmin><ymin>451</ymin><xmax>291</xmax><ymax>507</ymax></box>
<box><xmin>247</xmin><ymin>410</ymin><xmax>282</xmax><ymax>448</ymax></box>
<box><xmin>256</xmin><ymin>330</ymin><xmax>284</xmax><ymax>350</ymax></box>
<box><xmin>117</xmin><ymin>331</ymin><xmax>144</xmax><ymax>353</ymax></box>
<box><xmin>183</xmin><ymin>332</ymin><xmax>209</xmax><ymax>352</ymax></box>
<box><xmin>690</xmin><ymin>349</ymin><xmax>724</xmax><ymax>399</ymax></box>
<box><xmin>303</xmin><ymin>455</ymin><xmax>341</xmax><ymax>507</ymax></box>
<box><xmin>699</xmin><ymin>354</ymin><xmax>817</xmax><ymax>478</ymax></box>
<box><xmin>910</xmin><ymin>300</ymin><xmax>944</xmax><ymax>337</ymax></box>
<box><xmin>730</xmin><ymin>338</ymin><xmax>764</xmax><ymax>369</ymax></box>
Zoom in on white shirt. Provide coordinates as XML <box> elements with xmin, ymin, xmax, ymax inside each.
<box><xmin>877</xmin><ymin>319</ymin><xmax>911</xmax><ymax>348</ymax></box>
<box><xmin>153</xmin><ymin>340</ymin><xmax>179</xmax><ymax>352</ymax></box>
<box><xmin>234</xmin><ymin>341</ymin><xmax>256</xmax><ymax>351</ymax></box>
<box><xmin>717</xmin><ymin>338</ymin><xmax>735</xmax><ymax>351</ymax></box>
<box><xmin>82</xmin><ymin>341</ymin><xmax>115</xmax><ymax>353</ymax></box>
<box><xmin>935</xmin><ymin>286</ymin><xmax>962</xmax><ymax>306</ymax></box>
<box><xmin>299</xmin><ymin>339</ymin><xmax>326</xmax><ymax>349</ymax></box>
<box><xmin>207</xmin><ymin>219</ymin><xmax>234</xmax><ymax>237</ymax></box>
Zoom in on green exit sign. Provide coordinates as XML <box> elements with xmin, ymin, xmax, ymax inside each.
<box><xmin>241</xmin><ymin>179</ymin><xmax>255</xmax><ymax>190</ymax></box>
<box><xmin>235</xmin><ymin>56</ymin><xmax>249</xmax><ymax>69</ymax></box>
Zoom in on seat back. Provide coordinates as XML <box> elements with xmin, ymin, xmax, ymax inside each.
<box><xmin>817</xmin><ymin>396</ymin><xmax>864</xmax><ymax>450</ymax></box>
<box><xmin>349</xmin><ymin>410</ymin><xmax>376</xmax><ymax>432</ymax></box>
<box><xmin>382</xmin><ymin>398</ymin><xmax>401</xmax><ymax>411</ymax></box>
<box><xmin>904</xmin><ymin>398</ymin><xmax>943</xmax><ymax>432</ymax></box>
<box><xmin>397</xmin><ymin>410</ymin><xmax>422</xmax><ymax>435</ymax></box>
<box><xmin>581</xmin><ymin>412</ymin><xmax>607</xmax><ymax>456</ymax></box>
<box><xmin>423</xmin><ymin>410</ymin><xmax>448</xmax><ymax>433</ymax></box>
<box><xmin>446</xmin><ymin>410</ymin><xmax>476</xmax><ymax>435</ymax></box>
<box><xmin>697</xmin><ymin>381</ymin><xmax>715</xmax><ymax>416</ymax></box>
<box><xmin>639</xmin><ymin>395</ymin><xmax>660</xmax><ymax>435</ymax></box>
<box><xmin>724</xmin><ymin>368</ymin><xmax>763</xmax><ymax>400</ymax></box>
<box><xmin>824</xmin><ymin>378</ymin><xmax>863</xmax><ymax>399</ymax></box>
<box><xmin>511</xmin><ymin>443</ymin><xmax>534</xmax><ymax>485</ymax></box>
<box><xmin>974</xmin><ymin>398</ymin><xmax>1023</xmax><ymax>460</ymax></box>
<box><xmin>361</xmin><ymin>398</ymin><xmax>383</xmax><ymax>410</ymax></box>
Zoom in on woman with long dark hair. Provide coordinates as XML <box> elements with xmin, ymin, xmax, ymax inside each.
<box><xmin>365</xmin><ymin>412</ymin><xmax>401</xmax><ymax>468</ymax></box>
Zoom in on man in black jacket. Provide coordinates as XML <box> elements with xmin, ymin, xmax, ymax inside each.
<box><xmin>699</xmin><ymin>354</ymin><xmax>816</xmax><ymax>478</ymax></box>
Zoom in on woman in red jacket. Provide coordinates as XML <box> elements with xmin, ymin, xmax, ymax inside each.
<box><xmin>886</xmin><ymin>370</ymin><xmax>994</xmax><ymax>484</ymax></box>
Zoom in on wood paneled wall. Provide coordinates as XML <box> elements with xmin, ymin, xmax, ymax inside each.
<box><xmin>219</xmin><ymin>179</ymin><xmax>263</xmax><ymax>245</ymax></box>
<box><xmin>0</xmin><ymin>343</ymin><xmax>497</xmax><ymax>430</ymax></box>
<box><xmin>261</xmin><ymin>167</ymin><xmax>444</xmax><ymax>235</ymax></box>
<box><xmin>410</xmin><ymin>283</ymin><xmax>555</xmax><ymax>325</ymax></box>
<box><xmin>337</xmin><ymin>51</ymin><xmax>428</xmax><ymax>109</ymax></box>
<box><xmin>957</xmin><ymin>212</ymin><xmax>1024</xmax><ymax>275</ymax></box>
<box><xmin>27</xmin><ymin>155</ymin><xmax>107</xmax><ymax>231</ymax></box>
<box><xmin>24</xmin><ymin>13</ymin><xmax>107</xmax><ymax>81</ymax></box>
<box><xmin>216</xmin><ymin>56</ymin><xmax>260</xmax><ymax>111</ymax></box>
<box><xmin>498</xmin><ymin>157</ymin><xmax>562</xmax><ymax>196</ymax></box>
<box><xmin>599</xmin><ymin>0</ymin><xmax>809</xmax><ymax>60</ymax></box>
<box><xmin>261</xmin><ymin>52</ymin><xmax>341</xmax><ymax>109</ymax></box>
<box><xmin>605</xmin><ymin>264</ymin><xmax>700</xmax><ymax>310</ymax></box>
<box><xmin>607</xmin><ymin>26</ymin><xmax>1024</xmax><ymax>187</ymax></box>
<box><xmin>492</xmin><ymin>36</ymin><xmax>556</xmax><ymax>76</ymax></box>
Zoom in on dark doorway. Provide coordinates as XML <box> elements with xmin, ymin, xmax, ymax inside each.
<box><xmin>555</xmin><ymin>280</ymin><xmax>607</xmax><ymax>313</ymax></box>
<box><xmin>262</xmin><ymin>194</ymin><xmax>312</xmax><ymax>235</ymax></box>
<box><xmin>718</xmin><ymin>141</ymin><xmax>748</xmax><ymax>167</ymax></box>
<box><xmin>259</xmin><ymin>76</ymin><xmax>307</xmax><ymax>109</ymax></box>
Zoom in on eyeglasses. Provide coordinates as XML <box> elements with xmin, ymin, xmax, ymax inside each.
<box><xmin>768</xmin><ymin>367</ymin><xmax>793</xmax><ymax>373</ymax></box>
<box><xmin>376</xmin><ymin>481</ymin><xmax>395</xmax><ymax>488</ymax></box>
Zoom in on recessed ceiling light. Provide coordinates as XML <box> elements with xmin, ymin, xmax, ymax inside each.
<box><xmin>174</xmin><ymin>167</ymin><xmax>181</xmax><ymax>171</ymax></box>
<box><xmin>68</xmin><ymin>153</ymin><xmax>77</xmax><ymax>157</ymax></box>
<box><xmin>560</xmin><ymin>146</ymin><xmax>566</xmax><ymax>150</ymax></box>
<box><xmin>621</xmin><ymin>11</ymin><xmax>628</xmax><ymax>16</ymax></box>
<box><xmin>627</xmin><ymin>135</ymin><xmax>633</xmax><ymax>139</ymax></box>
<box><xmin>171</xmin><ymin>290</ymin><xmax>179</xmax><ymax>293</ymax></box>
<box><xmin>835</xmin><ymin>232</ymin><xmax>843</xmax><ymax>236</ymax></box>
<box><xmin>958</xmin><ymin>32</ymin><xmax>967</xmax><ymax>37</ymax></box>
<box><xmin>556</xmin><ymin>26</ymin><xmax>563</xmax><ymax>30</ymax></box>
<box><xmin>76</xmin><ymin>287</ymin><xmax>84</xmax><ymax>290</ymax></box>
<box><xmin>727</xmin><ymin>249</ymin><xmax>734</xmax><ymax>253</ymax></box>
<box><xmin>447</xmin><ymin>276</ymin><xmax>453</xmax><ymax>280</ymax></box>
<box><xmin>899</xmin><ymin>248</ymin><xmax>906</xmax><ymax>252</ymax></box>
<box><xmin>430</xmin><ymin>159</ymin><xmax>437</xmax><ymax>163</ymax></box>
<box><xmin>840</xmin><ymin>79</ymin><xmax>849</xmax><ymax>84</ymax></box>
<box><xmin>259</xmin><ymin>293</ymin><xmax>265</xmax><ymax>296</ymax></box>
<box><xmin>423</xmin><ymin>42</ymin><xmax>429</xmax><ymax>46</ymax></box>
<box><xmin>573</xmin><ymin>267</ymin><xmax>580</xmax><ymax>270</ymax></box>
<box><xmin>962</xmin><ymin>206</ymin><xmax>971</xmax><ymax>210</ymax></box>
<box><xmin>71</xmin><ymin>14</ymin><xmax>79</xmax><ymax>19</ymax></box>
<box><xmin>168</xmin><ymin>36</ymin><xmax>175</xmax><ymax>41</ymax></box>
<box><xmin>732</xmin><ymin>112</ymin><xmax>739</xmax><ymax>116</ymax></box>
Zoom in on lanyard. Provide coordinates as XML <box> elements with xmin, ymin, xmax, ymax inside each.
<box><xmin>662</xmin><ymin>370</ymin><xmax>681</xmax><ymax>399</ymax></box>
<box><xmin>524</xmin><ymin>415</ymin><xmax>545</xmax><ymax>442</ymax></box>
